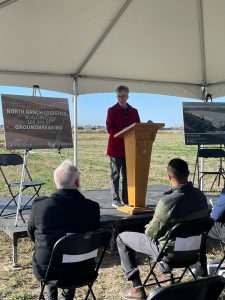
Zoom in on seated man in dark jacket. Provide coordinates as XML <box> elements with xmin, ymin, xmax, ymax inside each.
<box><xmin>117</xmin><ymin>158</ymin><xmax>209</xmax><ymax>300</ymax></box>
<box><xmin>28</xmin><ymin>160</ymin><xmax>100</xmax><ymax>300</ymax></box>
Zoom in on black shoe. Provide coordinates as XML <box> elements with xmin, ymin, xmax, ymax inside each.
<box><xmin>121</xmin><ymin>199</ymin><xmax>128</xmax><ymax>205</ymax></box>
<box><xmin>112</xmin><ymin>198</ymin><xmax>124</xmax><ymax>208</ymax></box>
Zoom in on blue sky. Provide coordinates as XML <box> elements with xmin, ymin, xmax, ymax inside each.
<box><xmin>0</xmin><ymin>86</ymin><xmax>224</xmax><ymax>127</ymax></box>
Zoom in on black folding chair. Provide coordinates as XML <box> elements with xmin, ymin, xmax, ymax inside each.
<box><xmin>147</xmin><ymin>275</ymin><xmax>225</xmax><ymax>300</ymax></box>
<box><xmin>211</xmin><ymin>236</ymin><xmax>225</xmax><ymax>275</ymax></box>
<box><xmin>193</xmin><ymin>146</ymin><xmax>225</xmax><ymax>192</ymax></box>
<box><xmin>0</xmin><ymin>154</ymin><xmax>44</xmax><ymax>221</ymax></box>
<box><xmin>143</xmin><ymin>218</ymin><xmax>214</xmax><ymax>287</ymax></box>
<box><xmin>39</xmin><ymin>229</ymin><xmax>112</xmax><ymax>300</ymax></box>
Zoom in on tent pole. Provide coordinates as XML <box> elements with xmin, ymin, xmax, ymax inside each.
<box><xmin>73</xmin><ymin>78</ymin><xmax>78</xmax><ymax>166</ymax></box>
<box><xmin>0</xmin><ymin>0</ymin><xmax>19</xmax><ymax>10</ymax></box>
<box><xmin>199</xmin><ymin>85</ymin><xmax>208</xmax><ymax>190</ymax></box>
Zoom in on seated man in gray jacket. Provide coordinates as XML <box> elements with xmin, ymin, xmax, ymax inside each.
<box><xmin>117</xmin><ymin>158</ymin><xmax>210</xmax><ymax>300</ymax></box>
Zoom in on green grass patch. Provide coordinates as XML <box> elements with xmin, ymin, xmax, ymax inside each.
<box><xmin>0</xmin><ymin>131</ymin><xmax>224</xmax><ymax>299</ymax></box>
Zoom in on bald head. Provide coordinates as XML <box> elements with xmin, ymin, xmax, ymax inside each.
<box><xmin>54</xmin><ymin>160</ymin><xmax>79</xmax><ymax>189</ymax></box>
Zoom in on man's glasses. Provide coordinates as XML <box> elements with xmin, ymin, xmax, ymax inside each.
<box><xmin>117</xmin><ymin>95</ymin><xmax>127</xmax><ymax>99</ymax></box>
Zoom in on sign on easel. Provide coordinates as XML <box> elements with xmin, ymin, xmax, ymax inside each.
<box><xmin>1</xmin><ymin>94</ymin><xmax>73</xmax><ymax>150</ymax></box>
<box><xmin>183</xmin><ymin>102</ymin><xmax>225</xmax><ymax>145</ymax></box>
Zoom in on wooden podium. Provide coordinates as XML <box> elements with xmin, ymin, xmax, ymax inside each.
<box><xmin>115</xmin><ymin>122</ymin><xmax>164</xmax><ymax>215</ymax></box>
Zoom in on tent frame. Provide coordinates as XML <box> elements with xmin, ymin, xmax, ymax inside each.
<box><xmin>0</xmin><ymin>0</ymin><xmax>221</xmax><ymax>165</ymax></box>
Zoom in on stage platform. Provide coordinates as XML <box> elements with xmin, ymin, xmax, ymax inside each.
<box><xmin>0</xmin><ymin>184</ymin><xmax>217</xmax><ymax>266</ymax></box>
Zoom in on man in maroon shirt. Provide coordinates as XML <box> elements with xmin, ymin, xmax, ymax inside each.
<box><xmin>106</xmin><ymin>86</ymin><xmax>140</xmax><ymax>208</ymax></box>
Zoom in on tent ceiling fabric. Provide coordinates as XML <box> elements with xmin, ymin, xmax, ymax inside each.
<box><xmin>0</xmin><ymin>0</ymin><xmax>225</xmax><ymax>99</ymax></box>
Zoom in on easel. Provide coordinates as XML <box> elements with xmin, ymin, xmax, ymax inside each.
<box><xmin>32</xmin><ymin>84</ymin><xmax>69</xmax><ymax>162</ymax></box>
<box><xmin>15</xmin><ymin>85</ymin><xmax>42</xmax><ymax>225</ymax></box>
<box><xmin>14</xmin><ymin>86</ymin><xmax>61</xmax><ymax>225</ymax></box>
<box><xmin>192</xmin><ymin>93</ymin><xmax>225</xmax><ymax>192</ymax></box>
<box><xmin>15</xmin><ymin>148</ymin><xmax>46</xmax><ymax>226</ymax></box>
<box><xmin>193</xmin><ymin>144</ymin><xmax>225</xmax><ymax>193</ymax></box>
<box><xmin>15</xmin><ymin>148</ymin><xmax>35</xmax><ymax>225</ymax></box>
<box><xmin>32</xmin><ymin>84</ymin><xmax>41</xmax><ymax>96</ymax></box>
<box><xmin>13</xmin><ymin>85</ymin><xmax>72</xmax><ymax>225</ymax></box>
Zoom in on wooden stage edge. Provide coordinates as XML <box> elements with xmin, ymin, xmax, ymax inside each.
<box><xmin>0</xmin><ymin>185</ymin><xmax>217</xmax><ymax>266</ymax></box>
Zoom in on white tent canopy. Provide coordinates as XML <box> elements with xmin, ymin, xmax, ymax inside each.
<box><xmin>1</xmin><ymin>0</ymin><xmax>225</xmax><ymax>100</ymax></box>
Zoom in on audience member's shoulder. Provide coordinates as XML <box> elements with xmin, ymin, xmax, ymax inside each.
<box><xmin>159</xmin><ymin>193</ymin><xmax>174</xmax><ymax>206</ymax></box>
<box><xmin>33</xmin><ymin>195</ymin><xmax>50</xmax><ymax>204</ymax></box>
<box><xmin>197</xmin><ymin>189</ymin><xmax>208</xmax><ymax>201</ymax></box>
<box><xmin>193</xmin><ymin>186</ymin><xmax>206</xmax><ymax>196</ymax></box>
<box><xmin>159</xmin><ymin>187</ymin><xmax>182</xmax><ymax>206</ymax></box>
<box><xmin>85</xmin><ymin>198</ymin><xmax>100</xmax><ymax>209</ymax></box>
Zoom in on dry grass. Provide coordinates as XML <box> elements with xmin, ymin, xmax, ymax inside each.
<box><xmin>0</xmin><ymin>131</ymin><xmax>224</xmax><ymax>299</ymax></box>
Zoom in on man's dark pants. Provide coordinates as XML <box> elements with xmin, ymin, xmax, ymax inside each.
<box><xmin>45</xmin><ymin>283</ymin><xmax>75</xmax><ymax>300</ymax></box>
<box><xmin>117</xmin><ymin>232</ymin><xmax>169</xmax><ymax>280</ymax></box>
<box><xmin>208</xmin><ymin>222</ymin><xmax>225</xmax><ymax>241</ymax></box>
<box><xmin>198</xmin><ymin>222</ymin><xmax>225</xmax><ymax>275</ymax></box>
<box><xmin>110</xmin><ymin>156</ymin><xmax>128</xmax><ymax>203</ymax></box>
